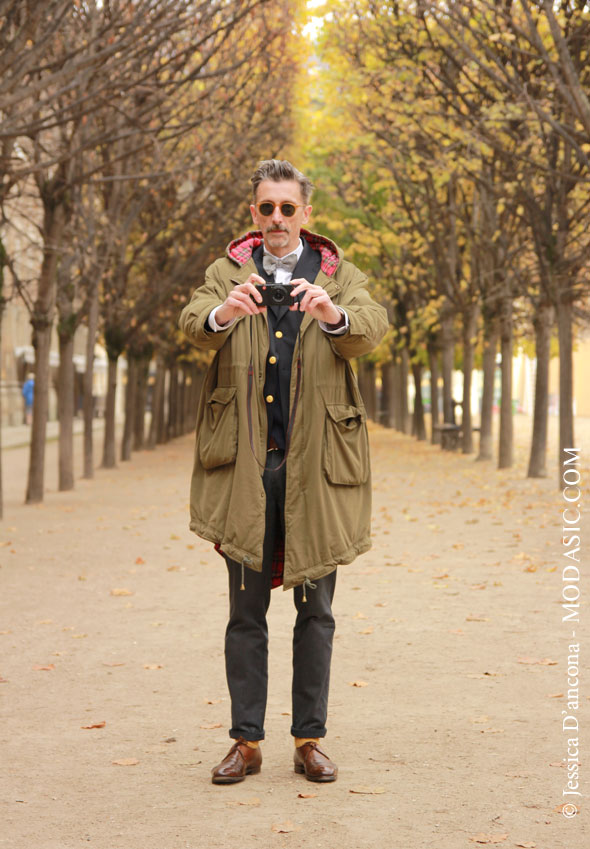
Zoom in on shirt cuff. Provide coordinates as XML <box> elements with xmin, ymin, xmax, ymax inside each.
<box><xmin>319</xmin><ymin>308</ymin><xmax>349</xmax><ymax>335</ymax></box>
<box><xmin>207</xmin><ymin>305</ymin><xmax>236</xmax><ymax>332</ymax></box>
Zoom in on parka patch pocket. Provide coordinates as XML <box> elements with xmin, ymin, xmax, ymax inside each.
<box><xmin>199</xmin><ymin>386</ymin><xmax>238</xmax><ymax>469</ymax></box>
<box><xmin>323</xmin><ymin>403</ymin><xmax>369</xmax><ymax>485</ymax></box>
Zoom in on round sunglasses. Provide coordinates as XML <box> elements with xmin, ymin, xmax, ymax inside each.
<box><xmin>255</xmin><ymin>201</ymin><xmax>304</xmax><ymax>218</ymax></box>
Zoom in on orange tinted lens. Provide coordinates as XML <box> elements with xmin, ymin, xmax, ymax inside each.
<box><xmin>258</xmin><ymin>202</ymin><xmax>275</xmax><ymax>216</ymax></box>
<box><xmin>280</xmin><ymin>203</ymin><xmax>297</xmax><ymax>217</ymax></box>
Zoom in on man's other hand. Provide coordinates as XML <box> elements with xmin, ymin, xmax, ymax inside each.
<box><xmin>215</xmin><ymin>274</ymin><xmax>267</xmax><ymax>325</ymax></box>
<box><xmin>289</xmin><ymin>279</ymin><xmax>342</xmax><ymax>326</ymax></box>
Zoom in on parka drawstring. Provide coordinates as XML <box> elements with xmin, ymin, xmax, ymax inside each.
<box><xmin>301</xmin><ymin>577</ymin><xmax>317</xmax><ymax>603</ymax></box>
<box><xmin>240</xmin><ymin>556</ymin><xmax>253</xmax><ymax>591</ymax></box>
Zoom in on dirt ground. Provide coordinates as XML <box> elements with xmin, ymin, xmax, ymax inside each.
<box><xmin>0</xmin><ymin>417</ymin><xmax>588</xmax><ymax>849</ymax></box>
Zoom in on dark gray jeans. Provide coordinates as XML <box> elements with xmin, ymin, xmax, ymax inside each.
<box><xmin>224</xmin><ymin>448</ymin><xmax>337</xmax><ymax>742</ymax></box>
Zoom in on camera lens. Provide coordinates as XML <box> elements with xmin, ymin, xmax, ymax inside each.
<box><xmin>272</xmin><ymin>288</ymin><xmax>287</xmax><ymax>304</ymax></box>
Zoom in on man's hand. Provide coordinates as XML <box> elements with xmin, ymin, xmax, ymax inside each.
<box><xmin>289</xmin><ymin>278</ymin><xmax>342</xmax><ymax>325</ymax></box>
<box><xmin>215</xmin><ymin>274</ymin><xmax>267</xmax><ymax>325</ymax></box>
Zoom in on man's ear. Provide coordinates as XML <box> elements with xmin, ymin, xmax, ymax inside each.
<box><xmin>302</xmin><ymin>205</ymin><xmax>312</xmax><ymax>226</ymax></box>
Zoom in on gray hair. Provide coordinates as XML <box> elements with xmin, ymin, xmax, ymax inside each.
<box><xmin>250</xmin><ymin>159</ymin><xmax>314</xmax><ymax>205</ymax></box>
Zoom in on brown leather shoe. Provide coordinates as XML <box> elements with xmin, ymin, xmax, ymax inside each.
<box><xmin>211</xmin><ymin>738</ymin><xmax>262</xmax><ymax>784</ymax></box>
<box><xmin>293</xmin><ymin>741</ymin><xmax>338</xmax><ymax>782</ymax></box>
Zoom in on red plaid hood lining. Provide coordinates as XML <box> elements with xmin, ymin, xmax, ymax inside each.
<box><xmin>226</xmin><ymin>229</ymin><xmax>340</xmax><ymax>277</ymax></box>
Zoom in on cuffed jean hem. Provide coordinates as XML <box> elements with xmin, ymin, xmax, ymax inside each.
<box><xmin>290</xmin><ymin>727</ymin><xmax>327</xmax><ymax>739</ymax></box>
<box><xmin>230</xmin><ymin>730</ymin><xmax>265</xmax><ymax>742</ymax></box>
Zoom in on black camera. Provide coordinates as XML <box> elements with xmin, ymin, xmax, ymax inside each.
<box><xmin>253</xmin><ymin>283</ymin><xmax>297</xmax><ymax>307</ymax></box>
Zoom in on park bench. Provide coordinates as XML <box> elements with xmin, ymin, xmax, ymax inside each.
<box><xmin>433</xmin><ymin>422</ymin><xmax>481</xmax><ymax>451</ymax></box>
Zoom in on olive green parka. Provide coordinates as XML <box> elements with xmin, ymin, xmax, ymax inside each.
<box><xmin>178</xmin><ymin>229</ymin><xmax>389</xmax><ymax>591</ymax></box>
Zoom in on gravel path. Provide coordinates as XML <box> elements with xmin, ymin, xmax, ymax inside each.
<box><xmin>1</xmin><ymin>419</ymin><xmax>587</xmax><ymax>849</ymax></box>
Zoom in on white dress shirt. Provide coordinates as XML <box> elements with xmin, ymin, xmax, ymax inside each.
<box><xmin>208</xmin><ymin>238</ymin><xmax>349</xmax><ymax>334</ymax></box>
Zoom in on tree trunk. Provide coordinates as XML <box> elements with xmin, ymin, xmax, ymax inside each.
<box><xmin>82</xmin><ymin>284</ymin><xmax>99</xmax><ymax>479</ymax></box>
<box><xmin>25</xmin><ymin>195</ymin><xmax>67</xmax><ymax>504</ymax></box>
<box><xmin>527</xmin><ymin>302</ymin><xmax>553</xmax><ymax>478</ymax></box>
<box><xmin>147</xmin><ymin>357</ymin><xmax>166</xmax><ymax>449</ymax></box>
<box><xmin>556</xmin><ymin>296</ymin><xmax>575</xmax><ymax>487</ymax></box>
<box><xmin>57</xmin><ymin>327</ymin><xmax>75</xmax><ymax>491</ymax></box>
<box><xmin>400</xmin><ymin>348</ymin><xmax>410</xmax><ymax>433</ymax></box>
<box><xmin>121</xmin><ymin>355</ymin><xmax>137</xmax><ymax>461</ymax></box>
<box><xmin>25</xmin><ymin>319</ymin><xmax>52</xmax><ymax>504</ymax></box>
<box><xmin>167</xmin><ymin>363</ymin><xmax>178</xmax><ymax>440</ymax></box>
<box><xmin>0</xmin><ymin>295</ymin><xmax>4</xmax><ymax>519</ymax></box>
<box><xmin>427</xmin><ymin>338</ymin><xmax>440</xmax><ymax>444</ymax></box>
<box><xmin>411</xmin><ymin>361</ymin><xmax>426</xmax><ymax>440</ymax></box>
<box><xmin>461</xmin><ymin>302</ymin><xmax>478</xmax><ymax>454</ymax></box>
<box><xmin>101</xmin><ymin>355</ymin><xmax>118</xmax><ymax>468</ymax></box>
<box><xmin>133</xmin><ymin>355</ymin><xmax>149</xmax><ymax>450</ymax></box>
<box><xmin>441</xmin><ymin>308</ymin><xmax>455</xmax><ymax>423</ymax></box>
<box><xmin>380</xmin><ymin>361</ymin><xmax>394</xmax><ymax>427</ymax></box>
<box><xmin>477</xmin><ymin>310</ymin><xmax>497</xmax><ymax>461</ymax></box>
<box><xmin>498</xmin><ymin>290</ymin><xmax>513</xmax><ymax>469</ymax></box>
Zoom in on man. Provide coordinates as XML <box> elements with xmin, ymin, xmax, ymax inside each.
<box><xmin>179</xmin><ymin>159</ymin><xmax>388</xmax><ymax>785</ymax></box>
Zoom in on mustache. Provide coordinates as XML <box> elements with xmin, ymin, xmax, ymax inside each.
<box><xmin>265</xmin><ymin>225</ymin><xmax>288</xmax><ymax>232</ymax></box>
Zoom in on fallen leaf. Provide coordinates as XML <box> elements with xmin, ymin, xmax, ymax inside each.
<box><xmin>33</xmin><ymin>664</ymin><xmax>55</xmax><ymax>671</ymax></box>
<box><xmin>433</xmin><ymin>572</ymin><xmax>449</xmax><ymax>579</ymax></box>
<box><xmin>349</xmin><ymin>680</ymin><xmax>369</xmax><ymax>687</ymax></box>
<box><xmin>515</xmin><ymin>842</ymin><xmax>536</xmax><ymax>847</ymax></box>
<box><xmin>547</xmin><ymin>692</ymin><xmax>564</xmax><ymax>699</ymax></box>
<box><xmin>143</xmin><ymin>664</ymin><xmax>163</xmax><ymax>670</ymax></box>
<box><xmin>470</xmin><ymin>583</ymin><xmax>487</xmax><ymax>590</ymax></box>
<box><xmin>298</xmin><ymin>792</ymin><xmax>318</xmax><ymax>799</ymax></box>
<box><xmin>102</xmin><ymin>662</ymin><xmax>125</xmax><ymax>667</ymax></box>
<box><xmin>167</xmin><ymin>565</ymin><xmax>181</xmax><ymax>572</ymax></box>
<box><xmin>110</xmin><ymin>588</ymin><xmax>133</xmax><ymax>596</ymax></box>
<box><xmin>200</xmin><ymin>722</ymin><xmax>223</xmax><ymax>729</ymax></box>
<box><xmin>349</xmin><ymin>786</ymin><xmax>385</xmax><ymax>794</ymax></box>
<box><xmin>112</xmin><ymin>758</ymin><xmax>139</xmax><ymax>766</ymax></box>
<box><xmin>81</xmin><ymin>721</ymin><xmax>106</xmax><ymax>729</ymax></box>
<box><xmin>468</xmin><ymin>835</ymin><xmax>508</xmax><ymax>844</ymax></box>
<box><xmin>236</xmin><ymin>797</ymin><xmax>260</xmax><ymax>806</ymax></box>
<box><xmin>465</xmin><ymin>615</ymin><xmax>489</xmax><ymax>622</ymax></box>
<box><xmin>358</xmin><ymin>628</ymin><xmax>374</xmax><ymax>635</ymax></box>
<box><xmin>271</xmin><ymin>821</ymin><xmax>300</xmax><ymax>833</ymax></box>
<box><xmin>135</xmin><ymin>557</ymin><xmax>145</xmax><ymax>565</ymax></box>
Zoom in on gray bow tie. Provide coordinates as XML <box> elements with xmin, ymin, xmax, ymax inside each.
<box><xmin>262</xmin><ymin>252</ymin><xmax>298</xmax><ymax>276</ymax></box>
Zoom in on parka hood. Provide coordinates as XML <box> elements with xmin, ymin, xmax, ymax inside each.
<box><xmin>226</xmin><ymin>228</ymin><xmax>341</xmax><ymax>277</ymax></box>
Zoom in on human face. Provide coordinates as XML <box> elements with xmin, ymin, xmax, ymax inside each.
<box><xmin>250</xmin><ymin>179</ymin><xmax>312</xmax><ymax>257</ymax></box>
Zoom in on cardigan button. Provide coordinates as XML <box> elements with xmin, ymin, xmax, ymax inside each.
<box><xmin>268</xmin><ymin>355</ymin><xmax>277</xmax><ymax>364</ymax></box>
<box><xmin>275</xmin><ymin>330</ymin><xmax>283</xmax><ymax>339</ymax></box>
<box><xmin>266</xmin><ymin>394</ymin><xmax>274</xmax><ymax>403</ymax></box>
